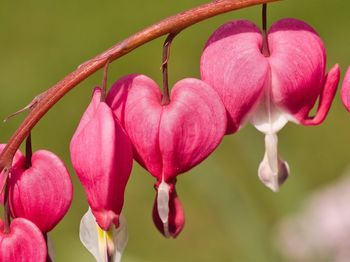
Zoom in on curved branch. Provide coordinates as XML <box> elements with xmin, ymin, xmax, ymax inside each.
<box><xmin>0</xmin><ymin>0</ymin><xmax>279</xmax><ymax>170</ymax></box>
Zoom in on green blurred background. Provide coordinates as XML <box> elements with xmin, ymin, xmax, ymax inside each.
<box><xmin>0</xmin><ymin>0</ymin><xmax>349</xmax><ymax>261</ymax></box>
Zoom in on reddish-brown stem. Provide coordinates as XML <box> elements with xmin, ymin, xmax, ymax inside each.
<box><xmin>0</xmin><ymin>0</ymin><xmax>279</xmax><ymax>171</ymax></box>
<box><xmin>261</xmin><ymin>3</ymin><xmax>270</xmax><ymax>57</ymax></box>
<box><xmin>161</xmin><ymin>31</ymin><xmax>180</xmax><ymax>105</ymax></box>
<box><xmin>3</xmin><ymin>168</ymin><xmax>11</xmax><ymax>234</ymax></box>
<box><xmin>101</xmin><ymin>59</ymin><xmax>110</xmax><ymax>102</ymax></box>
<box><xmin>25</xmin><ymin>133</ymin><xmax>32</xmax><ymax>169</ymax></box>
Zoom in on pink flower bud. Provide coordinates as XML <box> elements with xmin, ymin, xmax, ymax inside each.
<box><xmin>341</xmin><ymin>67</ymin><xmax>350</xmax><ymax>112</ymax></box>
<box><xmin>0</xmin><ymin>218</ymin><xmax>47</xmax><ymax>262</ymax></box>
<box><xmin>107</xmin><ymin>75</ymin><xmax>226</xmax><ymax>237</ymax></box>
<box><xmin>9</xmin><ymin>150</ymin><xmax>73</xmax><ymax>233</ymax></box>
<box><xmin>201</xmin><ymin>19</ymin><xmax>340</xmax><ymax>191</ymax></box>
<box><xmin>70</xmin><ymin>87</ymin><xmax>133</xmax><ymax>231</ymax></box>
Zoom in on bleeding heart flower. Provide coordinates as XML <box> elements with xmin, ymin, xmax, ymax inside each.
<box><xmin>106</xmin><ymin>75</ymin><xmax>226</xmax><ymax>237</ymax></box>
<box><xmin>71</xmin><ymin>87</ymin><xmax>132</xmax><ymax>230</ymax></box>
<box><xmin>341</xmin><ymin>67</ymin><xmax>350</xmax><ymax>111</ymax></box>
<box><xmin>0</xmin><ymin>218</ymin><xmax>47</xmax><ymax>262</ymax></box>
<box><xmin>8</xmin><ymin>149</ymin><xmax>73</xmax><ymax>234</ymax></box>
<box><xmin>70</xmin><ymin>87</ymin><xmax>133</xmax><ymax>261</ymax></box>
<box><xmin>201</xmin><ymin>18</ymin><xmax>340</xmax><ymax>192</ymax></box>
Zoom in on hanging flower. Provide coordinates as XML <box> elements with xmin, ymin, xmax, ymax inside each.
<box><xmin>0</xmin><ymin>218</ymin><xmax>47</xmax><ymax>262</ymax></box>
<box><xmin>200</xmin><ymin>18</ymin><xmax>340</xmax><ymax>192</ymax></box>
<box><xmin>8</xmin><ymin>149</ymin><xmax>73</xmax><ymax>234</ymax></box>
<box><xmin>70</xmin><ymin>87</ymin><xmax>133</xmax><ymax>261</ymax></box>
<box><xmin>106</xmin><ymin>75</ymin><xmax>227</xmax><ymax>237</ymax></box>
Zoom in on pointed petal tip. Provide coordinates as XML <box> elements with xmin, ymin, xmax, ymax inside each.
<box><xmin>341</xmin><ymin>66</ymin><xmax>350</xmax><ymax>112</ymax></box>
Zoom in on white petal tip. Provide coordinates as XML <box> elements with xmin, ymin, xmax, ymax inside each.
<box><xmin>157</xmin><ymin>181</ymin><xmax>170</xmax><ymax>224</ymax></box>
<box><xmin>258</xmin><ymin>156</ymin><xmax>290</xmax><ymax>192</ymax></box>
<box><xmin>79</xmin><ymin>208</ymin><xmax>128</xmax><ymax>262</ymax></box>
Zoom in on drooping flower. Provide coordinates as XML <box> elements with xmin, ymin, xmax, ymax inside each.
<box><xmin>341</xmin><ymin>67</ymin><xmax>350</xmax><ymax>111</ymax></box>
<box><xmin>0</xmin><ymin>144</ymin><xmax>73</xmax><ymax>234</ymax></box>
<box><xmin>106</xmin><ymin>75</ymin><xmax>227</xmax><ymax>237</ymax></box>
<box><xmin>70</xmin><ymin>87</ymin><xmax>133</xmax><ymax>260</ymax></box>
<box><xmin>8</xmin><ymin>149</ymin><xmax>73</xmax><ymax>234</ymax></box>
<box><xmin>0</xmin><ymin>218</ymin><xmax>47</xmax><ymax>262</ymax></box>
<box><xmin>201</xmin><ymin>18</ymin><xmax>340</xmax><ymax>192</ymax></box>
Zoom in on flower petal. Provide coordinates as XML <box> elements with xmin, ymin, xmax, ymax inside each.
<box><xmin>341</xmin><ymin>67</ymin><xmax>350</xmax><ymax>112</ymax></box>
<box><xmin>153</xmin><ymin>184</ymin><xmax>185</xmax><ymax>238</ymax></box>
<box><xmin>268</xmin><ymin>18</ymin><xmax>328</xmax><ymax>121</ymax></box>
<box><xmin>300</xmin><ymin>64</ymin><xmax>340</xmax><ymax>125</ymax></box>
<box><xmin>80</xmin><ymin>209</ymin><xmax>128</xmax><ymax>262</ymax></box>
<box><xmin>159</xmin><ymin>78</ymin><xmax>227</xmax><ymax>179</ymax></box>
<box><xmin>200</xmin><ymin>20</ymin><xmax>269</xmax><ymax>133</ymax></box>
<box><xmin>71</xmin><ymin>87</ymin><xmax>133</xmax><ymax>230</ymax></box>
<box><xmin>258</xmin><ymin>134</ymin><xmax>289</xmax><ymax>192</ymax></box>
<box><xmin>0</xmin><ymin>218</ymin><xmax>47</xmax><ymax>262</ymax></box>
<box><xmin>9</xmin><ymin>150</ymin><xmax>73</xmax><ymax>233</ymax></box>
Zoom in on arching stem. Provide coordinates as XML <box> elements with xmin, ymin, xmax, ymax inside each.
<box><xmin>0</xmin><ymin>0</ymin><xmax>279</xmax><ymax>173</ymax></box>
<box><xmin>161</xmin><ymin>31</ymin><xmax>180</xmax><ymax>105</ymax></box>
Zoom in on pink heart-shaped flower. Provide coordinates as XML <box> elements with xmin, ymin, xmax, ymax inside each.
<box><xmin>70</xmin><ymin>87</ymin><xmax>133</xmax><ymax>231</ymax></box>
<box><xmin>107</xmin><ymin>75</ymin><xmax>226</xmax><ymax>237</ymax></box>
<box><xmin>0</xmin><ymin>218</ymin><xmax>46</xmax><ymax>262</ymax></box>
<box><xmin>8</xmin><ymin>150</ymin><xmax>73</xmax><ymax>233</ymax></box>
<box><xmin>201</xmin><ymin>18</ymin><xmax>340</xmax><ymax>191</ymax></box>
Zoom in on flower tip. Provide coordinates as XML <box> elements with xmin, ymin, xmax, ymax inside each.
<box><xmin>258</xmin><ymin>156</ymin><xmax>290</xmax><ymax>192</ymax></box>
<box><xmin>92</xmin><ymin>209</ymin><xmax>120</xmax><ymax>231</ymax></box>
<box><xmin>341</xmin><ymin>66</ymin><xmax>350</xmax><ymax>112</ymax></box>
<box><xmin>153</xmin><ymin>183</ymin><xmax>185</xmax><ymax>238</ymax></box>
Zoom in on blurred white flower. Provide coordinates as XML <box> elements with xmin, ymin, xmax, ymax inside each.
<box><xmin>276</xmin><ymin>170</ymin><xmax>350</xmax><ymax>262</ymax></box>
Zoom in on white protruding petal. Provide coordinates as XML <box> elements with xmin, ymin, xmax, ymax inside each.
<box><xmin>157</xmin><ymin>180</ymin><xmax>170</xmax><ymax>237</ymax></box>
<box><xmin>80</xmin><ymin>208</ymin><xmax>103</xmax><ymax>262</ymax></box>
<box><xmin>258</xmin><ymin>134</ymin><xmax>290</xmax><ymax>192</ymax></box>
<box><xmin>80</xmin><ymin>208</ymin><xmax>128</xmax><ymax>262</ymax></box>
<box><xmin>112</xmin><ymin>214</ymin><xmax>128</xmax><ymax>262</ymax></box>
<box><xmin>46</xmin><ymin>234</ymin><xmax>55</xmax><ymax>262</ymax></box>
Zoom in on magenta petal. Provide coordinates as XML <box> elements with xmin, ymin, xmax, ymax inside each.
<box><xmin>0</xmin><ymin>218</ymin><xmax>47</xmax><ymax>262</ymax></box>
<box><xmin>299</xmin><ymin>64</ymin><xmax>340</xmax><ymax>125</ymax></box>
<box><xmin>341</xmin><ymin>67</ymin><xmax>350</xmax><ymax>112</ymax></box>
<box><xmin>268</xmin><ymin>18</ymin><xmax>329</xmax><ymax>121</ymax></box>
<box><xmin>9</xmin><ymin>150</ymin><xmax>73</xmax><ymax>233</ymax></box>
<box><xmin>152</xmin><ymin>184</ymin><xmax>185</xmax><ymax>238</ymax></box>
<box><xmin>122</xmin><ymin>75</ymin><xmax>226</xmax><ymax>182</ymax></box>
<box><xmin>70</xmin><ymin>87</ymin><xmax>133</xmax><ymax>230</ymax></box>
<box><xmin>106</xmin><ymin>74</ymin><xmax>139</xmax><ymax>127</ymax></box>
<box><xmin>159</xmin><ymin>78</ymin><xmax>227</xmax><ymax>179</ymax></box>
<box><xmin>201</xmin><ymin>20</ymin><xmax>269</xmax><ymax>133</ymax></box>
<box><xmin>121</xmin><ymin>75</ymin><xmax>164</xmax><ymax>178</ymax></box>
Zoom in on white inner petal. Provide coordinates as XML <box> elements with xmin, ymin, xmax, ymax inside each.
<box><xmin>157</xmin><ymin>179</ymin><xmax>170</xmax><ymax>237</ymax></box>
<box><xmin>250</xmin><ymin>70</ymin><xmax>290</xmax><ymax>192</ymax></box>
<box><xmin>79</xmin><ymin>208</ymin><xmax>128</xmax><ymax>262</ymax></box>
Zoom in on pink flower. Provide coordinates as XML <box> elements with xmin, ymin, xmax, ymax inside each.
<box><xmin>0</xmin><ymin>218</ymin><xmax>47</xmax><ymax>262</ymax></box>
<box><xmin>70</xmin><ymin>87</ymin><xmax>133</xmax><ymax>231</ymax></box>
<box><xmin>201</xmin><ymin>18</ymin><xmax>340</xmax><ymax>192</ymax></box>
<box><xmin>341</xmin><ymin>67</ymin><xmax>350</xmax><ymax>111</ymax></box>
<box><xmin>0</xmin><ymin>145</ymin><xmax>73</xmax><ymax>234</ymax></box>
<box><xmin>107</xmin><ymin>75</ymin><xmax>226</xmax><ymax>237</ymax></box>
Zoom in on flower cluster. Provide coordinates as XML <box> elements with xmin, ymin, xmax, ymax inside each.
<box><xmin>1</xmin><ymin>12</ymin><xmax>347</xmax><ymax>262</ymax></box>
